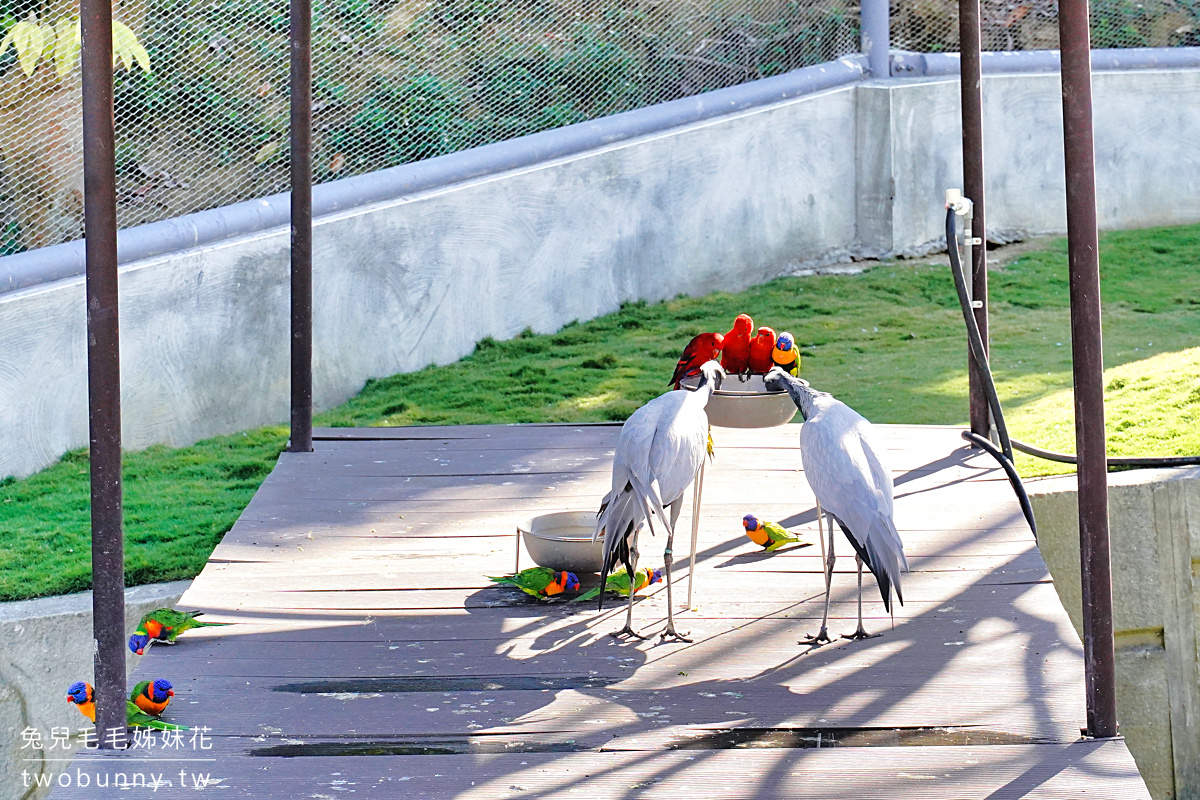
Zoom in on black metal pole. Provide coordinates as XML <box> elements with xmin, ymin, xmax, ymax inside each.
<box><xmin>81</xmin><ymin>0</ymin><xmax>127</xmax><ymax>750</ymax></box>
<box><xmin>1059</xmin><ymin>0</ymin><xmax>1118</xmax><ymax>739</ymax></box>
<box><xmin>289</xmin><ymin>0</ymin><xmax>314</xmax><ymax>453</ymax></box>
<box><xmin>959</xmin><ymin>0</ymin><xmax>991</xmax><ymax>438</ymax></box>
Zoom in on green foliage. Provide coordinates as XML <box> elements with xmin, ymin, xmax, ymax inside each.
<box><xmin>329</xmin><ymin>73</ymin><xmax>473</xmax><ymax>173</ymax></box>
<box><xmin>2</xmin><ymin>223</ymin><xmax>1198</xmax><ymax>601</ymax></box>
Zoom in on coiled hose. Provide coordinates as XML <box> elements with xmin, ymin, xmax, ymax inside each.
<box><xmin>945</xmin><ymin>207</ymin><xmax>1200</xmax><ymax>538</ymax></box>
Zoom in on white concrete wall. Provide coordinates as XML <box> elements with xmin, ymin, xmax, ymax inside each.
<box><xmin>1029</xmin><ymin>468</ymin><xmax>1200</xmax><ymax>800</ymax></box>
<box><xmin>0</xmin><ymin>581</ymin><xmax>190</xmax><ymax>800</ymax></box>
<box><xmin>864</xmin><ymin>69</ymin><xmax>1200</xmax><ymax>253</ymax></box>
<box><xmin>3</xmin><ymin>68</ymin><xmax>1200</xmax><ymax>478</ymax></box>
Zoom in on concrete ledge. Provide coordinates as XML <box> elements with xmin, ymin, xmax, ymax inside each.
<box><xmin>0</xmin><ymin>581</ymin><xmax>190</xmax><ymax>800</ymax></box>
<box><xmin>1029</xmin><ymin>468</ymin><xmax>1200</xmax><ymax>800</ymax></box>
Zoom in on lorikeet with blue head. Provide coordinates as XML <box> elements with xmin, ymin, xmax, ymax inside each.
<box><xmin>742</xmin><ymin>514</ymin><xmax>808</xmax><ymax>552</ymax></box>
<box><xmin>129</xmin><ymin>608</ymin><xmax>230</xmax><ymax>655</ymax></box>
<box><xmin>67</xmin><ymin>682</ymin><xmax>189</xmax><ymax>730</ymax></box>
<box><xmin>488</xmin><ymin>567</ymin><xmax>580</xmax><ymax>599</ymax></box>
<box><xmin>670</xmin><ymin>332</ymin><xmax>724</xmax><ymax>389</ymax></box>
<box><xmin>130</xmin><ymin>679</ymin><xmax>174</xmax><ymax>716</ymax></box>
<box><xmin>771</xmin><ymin>332</ymin><xmax>800</xmax><ymax>376</ymax></box>
<box><xmin>574</xmin><ymin>566</ymin><xmax>663</xmax><ymax>602</ymax></box>
<box><xmin>720</xmin><ymin>314</ymin><xmax>755</xmax><ymax>374</ymax></box>
<box><xmin>747</xmin><ymin>326</ymin><xmax>777</xmax><ymax>373</ymax></box>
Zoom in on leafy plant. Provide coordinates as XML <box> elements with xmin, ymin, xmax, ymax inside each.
<box><xmin>0</xmin><ymin>16</ymin><xmax>150</xmax><ymax>76</ymax></box>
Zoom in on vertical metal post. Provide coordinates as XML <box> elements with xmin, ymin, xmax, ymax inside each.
<box><xmin>959</xmin><ymin>0</ymin><xmax>991</xmax><ymax>438</ymax></box>
<box><xmin>860</xmin><ymin>0</ymin><xmax>891</xmax><ymax>78</ymax></box>
<box><xmin>81</xmin><ymin>0</ymin><xmax>127</xmax><ymax>750</ymax></box>
<box><xmin>1059</xmin><ymin>0</ymin><xmax>1117</xmax><ymax>739</ymax></box>
<box><xmin>289</xmin><ymin>0</ymin><xmax>314</xmax><ymax>453</ymax></box>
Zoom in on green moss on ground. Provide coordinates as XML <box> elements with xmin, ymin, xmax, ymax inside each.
<box><xmin>1</xmin><ymin>224</ymin><xmax>1197</xmax><ymax>600</ymax></box>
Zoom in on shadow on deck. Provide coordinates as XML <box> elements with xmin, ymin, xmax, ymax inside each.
<box><xmin>53</xmin><ymin>423</ymin><xmax>1150</xmax><ymax>798</ymax></box>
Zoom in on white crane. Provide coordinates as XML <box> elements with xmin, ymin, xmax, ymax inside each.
<box><xmin>764</xmin><ymin>367</ymin><xmax>907</xmax><ymax>642</ymax></box>
<box><xmin>592</xmin><ymin>360</ymin><xmax>724</xmax><ymax>642</ymax></box>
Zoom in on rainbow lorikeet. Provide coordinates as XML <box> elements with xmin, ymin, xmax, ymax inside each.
<box><xmin>574</xmin><ymin>566</ymin><xmax>663</xmax><ymax>602</ymax></box>
<box><xmin>67</xmin><ymin>682</ymin><xmax>189</xmax><ymax>730</ymax></box>
<box><xmin>488</xmin><ymin>567</ymin><xmax>580</xmax><ymax>599</ymax></box>
<box><xmin>771</xmin><ymin>332</ymin><xmax>800</xmax><ymax>377</ymax></box>
<box><xmin>720</xmin><ymin>314</ymin><xmax>754</xmax><ymax>374</ymax></box>
<box><xmin>670</xmin><ymin>332</ymin><xmax>724</xmax><ymax>388</ymax></box>
<box><xmin>130</xmin><ymin>679</ymin><xmax>174</xmax><ymax>716</ymax></box>
<box><xmin>742</xmin><ymin>514</ymin><xmax>808</xmax><ymax>552</ymax></box>
<box><xmin>129</xmin><ymin>608</ymin><xmax>229</xmax><ymax>655</ymax></box>
<box><xmin>747</xmin><ymin>326</ymin><xmax>777</xmax><ymax>373</ymax></box>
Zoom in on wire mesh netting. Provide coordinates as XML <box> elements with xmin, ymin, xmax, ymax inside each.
<box><xmin>0</xmin><ymin>0</ymin><xmax>860</xmax><ymax>253</ymax></box>
<box><xmin>891</xmin><ymin>0</ymin><xmax>1200</xmax><ymax>54</ymax></box>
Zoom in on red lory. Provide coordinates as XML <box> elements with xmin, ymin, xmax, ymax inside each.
<box><xmin>748</xmin><ymin>326</ymin><xmax>777</xmax><ymax>373</ymax></box>
<box><xmin>720</xmin><ymin>314</ymin><xmax>754</xmax><ymax>374</ymax></box>
<box><xmin>669</xmin><ymin>332</ymin><xmax>724</xmax><ymax>388</ymax></box>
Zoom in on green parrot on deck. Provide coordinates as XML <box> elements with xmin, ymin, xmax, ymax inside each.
<box><xmin>129</xmin><ymin>608</ymin><xmax>230</xmax><ymax>655</ymax></box>
<box><xmin>574</xmin><ymin>566</ymin><xmax>663</xmax><ymax>602</ymax></box>
<box><xmin>67</xmin><ymin>682</ymin><xmax>189</xmax><ymax>730</ymax></box>
<box><xmin>488</xmin><ymin>567</ymin><xmax>580</xmax><ymax>599</ymax></box>
<box><xmin>742</xmin><ymin>514</ymin><xmax>808</xmax><ymax>552</ymax></box>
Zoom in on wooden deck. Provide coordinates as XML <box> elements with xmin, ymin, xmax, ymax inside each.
<box><xmin>59</xmin><ymin>423</ymin><xmax>1150</xmax><ymax>798</ymax></box>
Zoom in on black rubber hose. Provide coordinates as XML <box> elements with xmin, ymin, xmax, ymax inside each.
<box><xmin>946</xmin><ymin>206</ymin><xmax>1200</xmax><ymax>471</ymax></box>
<box><xmin>945</xmin><ymin>208</ymin><xmax>1014</xmax><ymax>462</ymax></box>
<box><xmin>962</xmin><ymin>431</ymin><xmax>1038</xmax><ymax>539</ymax></box>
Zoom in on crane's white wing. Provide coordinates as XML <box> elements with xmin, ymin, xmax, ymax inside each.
<box><xmin>800</xmin><ymin>397</ymin><xmax>907</xmax><ymax>603</ymax></box>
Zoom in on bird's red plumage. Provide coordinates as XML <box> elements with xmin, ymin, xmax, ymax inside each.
<box><xmin>748</xmin><ymin>326</ymin><xmax>776</xmax><ymax>373</ymax></box>
<box><xmin>720</xmin><ymin>314</ymin><xmax>754</xmax><ymax>373</ymax></box>
<box><xmin>670</xmin><ymin>332</ymin><xmax>724</xmax><ymax>388</ymax></box>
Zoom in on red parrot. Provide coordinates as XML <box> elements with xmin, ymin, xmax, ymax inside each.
<box><xmin>669</xmin><ymin>332</ymin><xmax>724</xmax><ymax>388</ymax></box>
<box><xmin>748</xmin><ymin>326</ymin><xmax>777</xmax><ymax>373</ymax></box>
<box><xmin>720</xmin><ymin>314</ymin><xmax>754</xmax><ymax>374</ymax></box>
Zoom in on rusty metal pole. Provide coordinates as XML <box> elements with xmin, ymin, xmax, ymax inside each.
<box><xmin>1059</xmin><ymin>0</ymin><xmax>1117</xmax><ymax>739</ymax></box>
<box><xmin>81</xmin><ymin>0</ymin><xmax>127</xmax><ymax>750</ymax></box>
<box><xmin>289</xmin><ymin>0</ymin><xmax>314</xmax><ymax>453</ymax></box>
<box><xmin>960</xmin><ymin>0</ymin><xmax>991</xmax><ymax>438</ymax></box>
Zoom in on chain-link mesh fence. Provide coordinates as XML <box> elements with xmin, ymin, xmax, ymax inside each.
<box><xmin>0</xmin><ymin>0</ymin><xmax>860</xmax><ymax>253</ymax></box>
<box><xmin>892</xmin><ymin>0</ymin><xmax>1200</xmax><ymax>54</ymax></box>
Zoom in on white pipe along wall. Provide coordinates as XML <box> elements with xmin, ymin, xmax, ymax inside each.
<box><xmin>2</xmin><ymin>66</ymin><xmax>1200</xmax><ymax>480</ymax></box>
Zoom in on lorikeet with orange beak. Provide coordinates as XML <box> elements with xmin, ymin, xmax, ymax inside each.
<box><xmin>488</xmin><ymin>567</ymin><xmax>580</xmax><ymax>599</ymax></box>
<box><xmin>742</xmin><ymin>514</ymin><xmax>808</xmax><ymax>552</ymax></box>
<box><xmin>720</xmin><ymin>314</ymin><xmax>754</xmax><ymax>374</ymax></box>
<box><xmin>669</xmin><ymin>332</ymin><xmax>724</xmax><ymax>388</ymax></box>
<box><xmin>747</xmin><ymin>326</ymin><xmax>777</xmax><ymax>373</ymax></box>
<box><xmin>130</xmin><ymin>679</ymin><xmax>174</xmax><ymax>716</ymax></box>
<box><xmin>574</xmin><ymin>566</ymin><xmax>663</xmax><ymax>602</ymax></box>
<box><xmin>128</xmin><ymin>608</ymin><xmax>229</xmax><ymax>655</ymax></box>
<box><xmin>67</xmin><ymin>682</ymin><xmax>189</xmax><ymax>730</ymax></box>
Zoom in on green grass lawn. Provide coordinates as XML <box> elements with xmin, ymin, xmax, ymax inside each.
<box><xmin>1</xmin><ymin>224</ymin><xmax>1197</xmax><ymax>601</ymax></box>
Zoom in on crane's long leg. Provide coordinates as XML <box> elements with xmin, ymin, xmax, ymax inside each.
<box><xmin>613</xmin><ymin>538</ymin><xmax>647</xmax><ymax>640</ymax></box>
<box><xmin>804</xmin><ymin>502</ymin><xmax>834</xmax><ymax>645</ymax></box>
<box><xmin>841</xmin><ymin>555</ymin><xmax>879</xmax><ymax>641</ymax></box>
<box><xmin>661</xmin><ymin>498</ymin><xmax>692</xmax><ymax>643</ymax></box>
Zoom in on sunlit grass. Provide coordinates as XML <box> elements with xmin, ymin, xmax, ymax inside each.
<box><xmin>1</xmin><ymin>223</ymin><xmax>1197</xmax><ymax>600</ymax></box>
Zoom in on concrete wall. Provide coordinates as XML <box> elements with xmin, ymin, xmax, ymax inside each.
<box><xmin>859</xmin><ymin>68</ymin><xmax>1200</xmax><ymax>254</ymax></box>
<box><xmin>0</xmin><ymin>581</ymin><xmax>190</xmax><ymax>800</ymax></box>
<box><xmin>1029</xmin><ymin>468</ymin><xmax>1200</xmax><ymax>800</ymax></box>
<box><xmin>3</xmin><ymin>68</ymin><xmax>1200</xmax><ymax>478</ymax></box>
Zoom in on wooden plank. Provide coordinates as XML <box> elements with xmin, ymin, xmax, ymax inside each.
<box><xmin>54</xmin><ymin>741</ymin><xmax>1150</xmax><ymax>799</ymax></box>
<box><xmin>45</xmin><ymin>423</ymin><xmax>1146</xmax><ymax>800</ymax></box>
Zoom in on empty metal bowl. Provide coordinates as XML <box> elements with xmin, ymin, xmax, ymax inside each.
<box><xmin>517</xmin><ymin>511</ymin><xmax>605</xmax><ymax>574</ymax></box>
<box><xmin>680</xmin><ymin>373</ymin><xmax>798</xmax><ymax>428</ymax></box>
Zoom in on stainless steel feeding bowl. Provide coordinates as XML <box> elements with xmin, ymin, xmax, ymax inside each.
<box><xmin>680</xmin><ymin>373</ymin><xmax>797</xmax><ymax>428</ymax></box>
<box><xmin>517</xmin><ymin>511</ymin><xmax>605</xmax><ymax>574</ymax></box>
